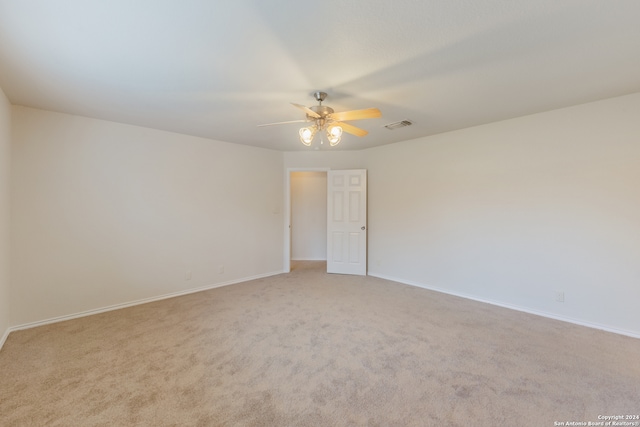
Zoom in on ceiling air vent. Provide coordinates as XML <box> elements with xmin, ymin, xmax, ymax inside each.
<box><xmin>384</xmin><ymin>120</ymin><xmax>413</xmax><ymax>130</ymax></box>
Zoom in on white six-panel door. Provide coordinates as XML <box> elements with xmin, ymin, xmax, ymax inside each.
<box><xmin>327</xmin><ymin>169</ymin><xmax>367</xmax><ymax>275</ymax></box>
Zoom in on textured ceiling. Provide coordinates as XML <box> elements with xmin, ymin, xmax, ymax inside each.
<box><xmin>1</xmin><ymin>0</ymin><xmax>639</xmax><ymax>151</ymax></box>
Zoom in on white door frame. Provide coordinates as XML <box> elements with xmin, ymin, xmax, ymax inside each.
<box><xmin>283</xmin><ymin>167</ymin><xmax>330</xmax><ymax>273</ymax></box>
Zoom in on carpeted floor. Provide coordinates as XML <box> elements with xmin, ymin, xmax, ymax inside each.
<box><xmin>1</xmin><ymin>261</ymin><xmax>639</xmax><ymax>426</ymax></box>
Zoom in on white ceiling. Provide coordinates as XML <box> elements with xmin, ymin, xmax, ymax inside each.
<box><xmin>1</xmin><ymin>0</ymin><xmax>639</xmax><ymax>151</ymax></box>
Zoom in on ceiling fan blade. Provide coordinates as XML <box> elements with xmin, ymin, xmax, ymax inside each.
<box><xmin>291</xmin><ymin>103</ymin><xmax>321</xmax><ymax>118</ymax></box>
<box><xmin>328</xmin><ymin>108</ymin><xmax>381</xmax><ymax>122</ymax></box>
<box><xmin>335</xmin><ymin>121</ymin><xmax>368</xmax><ymax>137</ymax></box>
<box><xmin>257</xmin><ymin>119</ymin><xmax>308</xmax><ymax>127</ymax></box>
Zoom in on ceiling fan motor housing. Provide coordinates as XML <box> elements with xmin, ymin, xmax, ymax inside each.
<box><xmin>307</xmin><ymin>92</ymin><xmax>334</xmax><ymax>125</ymax></box>
<box><xmin>308</xmin><ymin>105</ymin><xmax>334</xmax><ymax>119</ymax></box>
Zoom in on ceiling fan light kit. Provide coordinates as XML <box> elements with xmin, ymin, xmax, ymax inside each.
<box><xmin>260</xmin><ymin>91</ymin><xmax>381</xmax><ymax>147</ymax></box>
<box><xmin>327</xmin><ymin>125</ymin><xmax>343</xmax><ymax>145</ymax></box>
<box><xmin>298</xmin><ymin>126</ymin><xmax>317</xmax><ymax>146</ymax></box>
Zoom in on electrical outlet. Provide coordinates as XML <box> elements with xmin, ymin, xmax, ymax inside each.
<box><xmin>555</xmin><ymin>291</ymin><xmax>565</xmax><ymax>303</ymax></box>
<box><xmin>185</xmin><ymin>270</ymin><xmax>192</xmax><ymax>280</ymax></box>
<box><xmin>218</xmin><ymin>264</ymin><xmax>224</xmax><ymax>274</ymax></box>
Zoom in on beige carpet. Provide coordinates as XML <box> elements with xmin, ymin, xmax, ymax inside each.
<box><xmin>1</xmin><ymin>261</ymin><xmax>639</xmax><ymax>426</ymax></box>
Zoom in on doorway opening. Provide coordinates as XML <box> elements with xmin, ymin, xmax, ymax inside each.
<box><xmin>290</xmin><ymin>171</ymin><xmax>327</xmax><ymax>265</ymax></box>
<box><xmin>284</xmin><ymin>168</ymin><xmax>329</xmax><ymax>273</ymax></box>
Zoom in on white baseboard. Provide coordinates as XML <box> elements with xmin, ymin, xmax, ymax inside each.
<box><xmin>368</xmin><ymin>272</ymin><xmax>640</xmax><ymax>340</ymax></box>
<box><xmin>0</xmin><ymin>327</ymin><xmax>9</xmax><ymax>351</ymax></box>
<box><xmin>4</xmin><ymin>269</ymin><xmax>636</xmax><ymax>353</ymax></box>
<box><xmin>5</xmin><ymin>270</ymin><xmax>285</xmax><ymax>339</ymax></box>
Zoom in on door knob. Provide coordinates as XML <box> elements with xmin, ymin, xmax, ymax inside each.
<box><xmin>361</xmin><ymin>226</ymin><xmax>366</xmax><ymax>230</ymax></box>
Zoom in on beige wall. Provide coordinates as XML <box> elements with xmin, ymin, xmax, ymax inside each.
<box><xmin>5</xmin><ymin>92</ymin><xmax>640</xmax><ymax>338</ymax></box>
<box><xmin>0</xmin><ymin>87</ymin><xmax>10</xmax><ymax>344</ymax></box>
<box><xmin>10</xmin><ymin>107</ymin><xmax>284</xmax><ymax>325</ymax></box>
<box><xmin>364</xmin><ymin>93</ymin><xmax>640</xmax><ymax>336</ymax></box>
<box><xmin>284</xmin><ymin>150</ymin><xmax>364</xmax><ymax>170</ymax></box>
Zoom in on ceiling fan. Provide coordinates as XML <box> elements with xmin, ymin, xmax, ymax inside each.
<box><xmin>258</xmin><ymin>91</ymin><xmax>381</xmax><ymax>146</ymax></box>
